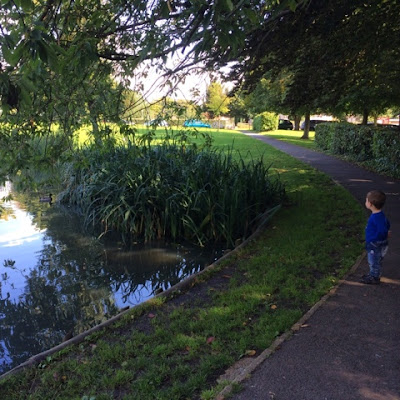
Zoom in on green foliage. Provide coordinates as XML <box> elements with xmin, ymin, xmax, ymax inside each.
<box><xmin>233</xmin><ymin>1</ymin><xmax>400</xmax><ymax>123</ymax></box>
<box><xmin>246</xmin><ymin>72</ymin><xmax>296</xmax><ymax>117</ymax></box>
<box><xmin>315</xmin><ymin>123</ymin><xmax>400</xmax><ymax>176</ymax></box>
<box><xmin>228</xmin><ymin>92</ymin><xmax>250</xmax><ymax>124</ymax></box>
<box><xmin>121</xmin><ymin>89</ymin><xmax>146</xmax><ymax>122</ymax></box>
<box><xmin>314</xmin><ymin>123</ymin><xmax>333</xmax><ymax>151</ymax></box>
<box><xmin>2</xmin><ymin>0</ymin><xmax>399</xmax><ymax>176</ymax></box>
<box><xmin>0</xmin><ymin>0</ymin><xmax>302</xmax><ymax>131</ymax></box>
<box><xmin>372</xmin><ymin>129</ymin><xmax>400</xmax><ymax>176</ymax></box>
<box><xmin>315</xmin><ymin>122</ymin><xmax>373</xmax><ymax>160</ymax></box>
<box><xmin>58</xmin><ymin>132</ymin><xmax>285</xmax><ymax>247</ymax></box>
<box><xmin>253</xmin><ymin>112</ymin><xmax>279</xmax><ymax>132</ymax></box>
<box><xmin>205</xmin><ymin>82</ymin><xmax>230</xmax><ymax>118</ymax></box>
<box><xmin>0</xmin><ymin>123</ymin><xmax>74</xmax><ymax>185</ymax></box>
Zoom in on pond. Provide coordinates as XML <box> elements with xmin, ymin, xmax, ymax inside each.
<box><xmin>0</xmin><ymin>183</ymin><xmax>222</xmax><ymax>374</ymax></box>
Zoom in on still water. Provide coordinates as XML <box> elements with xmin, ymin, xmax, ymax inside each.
<box><xmin>0</xmin><ymin>183</ymin><xmax>221</xmax><ymax>374</ymax></box>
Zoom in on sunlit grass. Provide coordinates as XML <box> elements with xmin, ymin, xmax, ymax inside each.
<box><xmin>259</xmin><ymin>129</ymin><xmax>317</xmax><ymax>150</ymax></box>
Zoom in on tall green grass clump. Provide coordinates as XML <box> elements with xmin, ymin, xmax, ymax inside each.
<box><xmin>58</xmin><ymin>138</ymin><xmax>285</xmax><ymax>247</ymax></box>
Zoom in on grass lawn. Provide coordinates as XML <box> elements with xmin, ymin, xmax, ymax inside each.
<box><xmin>0</xmin><ymin>129</ymin><xmax>365</xmax><ymax>400</ymax></box>
<box><xmin>259</xmin><ymin>129</ymin><xmax>317</xmax><ymax>150</ymax></box>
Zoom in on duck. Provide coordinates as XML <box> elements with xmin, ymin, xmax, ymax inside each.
<box><xmin>39</xmin><ymin>193</ymin><xmax>53</xmax><ymax>203</ymax></box>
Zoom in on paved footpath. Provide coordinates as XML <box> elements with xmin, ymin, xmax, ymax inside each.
<box><xmin>230</xmin><ymin>132</ymin><xmax>400</xmax><ymax>400</ymax></box>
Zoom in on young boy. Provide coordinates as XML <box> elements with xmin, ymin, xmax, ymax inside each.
<box><xmin>361</xmin><ymin>190</ymin><xmax>390</xmax><ymax>284</ymax></box>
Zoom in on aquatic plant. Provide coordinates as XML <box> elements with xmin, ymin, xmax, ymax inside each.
<box><xmin>59</xmin><ymin>137</ymin><xmax>285</xmax><ymax>247</ymax></box>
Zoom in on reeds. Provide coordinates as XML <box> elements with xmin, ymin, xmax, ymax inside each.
<box><xmin>59</xmin><ymin>139</ymin><xmax>285</xmax><ymax>247</ymax></box>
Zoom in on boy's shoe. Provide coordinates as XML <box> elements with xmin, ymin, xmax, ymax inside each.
<box><xmin>360</xmin><ymin>275</ymin><xmax>380</xmax><ymax>285</ymax></box>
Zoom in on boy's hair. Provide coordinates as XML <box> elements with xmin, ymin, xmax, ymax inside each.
<box><xmin>367</xmin><ymin>190</ymin><xmax>386</xmax><ymax>209</ymax></box>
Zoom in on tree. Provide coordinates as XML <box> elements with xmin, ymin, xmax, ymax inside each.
<box><xmin>332</xmin><ymin>1</ymin><xmax>400</xmax><ymax>123</ymax></box>
<box><xmin>0</xmin><ymin>0</ymin><xmax>311</xmax><ymax>119</ymax></box>
<box><xmin>1</xmin><ymin>0</ymin><xmax>399</xmax><ymax>166</ymax></box>
<box><xmin>0</xmin><ymin>0</ymin><xmax>310</xmax><ymax>180</ymax></box>
<box><xmin>229</xmin><ymin>0</ymin><xmax>400</xmax><ymax>136</ymax></box>
<box><xmin>246</xmin><ymin>70</ymin><xmax>303</xmax><ymax>128</ymax></box>
<box><xmin>228</xmin><ymin>1</ymin><xmax>350</xmax><ymax>137</ymax></box>
<box><xmin>121</xmin><ymin>89</ymin><xmax>147</xmax><ymax>122</ymax></box>
<box><xmin>228</xmin><ymin>91</ymin><xmax>250</xmax><ymax>125</ymax></box>
<box><xmin>205</xmin><ymin>81</ymin><xmax>230</xmax><ymax>119</ymax></box>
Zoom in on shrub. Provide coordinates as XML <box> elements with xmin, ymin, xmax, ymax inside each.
<box><xmin>330</xmin><ymin>123</ymin><xmax>373</xmax><ymax>160</ymax></box>
<box><xmin>253</xmin><ymin>112</ymin><xmax>279</xmax><ymax>132</ymax></box>
<box><xmin>314</xmin><ymin>123</ymin><xmax>333</xmax><ymax>150</ymax></box>
<box><xmin>372</xmin><ymin>128</ymin><xmax>400</xmax><ymax>175</ymax></box>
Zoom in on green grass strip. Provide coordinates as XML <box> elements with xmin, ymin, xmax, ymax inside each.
<box><xmin>259</xmin><ymin>129</ymin><xmax>317</xmax><ymax>150</ymax></box>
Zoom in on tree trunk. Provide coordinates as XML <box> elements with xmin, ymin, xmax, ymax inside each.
<box><xmin>90</xmin><ymin>114</ymin><xmax>101</xmax><ymax>147</ymax></box>
<box><xmin>362</xmin><ymin>109</ymin><xmax>369</xmax><ymax>125</ymax></box>
<box><xmin>301</xmin><ymin>111</ymin><xmax>310</xmax><ymax>139</ymax></box>
<box><xmin>294</xmin><ymin>115</ymin><xmax>301</xmax><ymax>130</ymax></box>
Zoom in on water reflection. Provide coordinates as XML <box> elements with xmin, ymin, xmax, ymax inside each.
<box><xmin>0</xmin><ymin>185</ymin><xmax>221</xmax><ymax>374</ymax></box>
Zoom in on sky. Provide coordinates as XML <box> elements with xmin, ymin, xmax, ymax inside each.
<box><xmin>130</xmin><ymin>55</ymin><xmax>234</xmax><ymax>103</ymax></box>
<box><xmin>139</xmin><ymin>69</ymin><xmax>212</xmax><ymax>102</ymax></box>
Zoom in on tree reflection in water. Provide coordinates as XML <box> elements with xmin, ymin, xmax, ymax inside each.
<box><xmin>0</xmin><ymin>188</ymin><xmax>221</xmax><ymax>374</ymax></box>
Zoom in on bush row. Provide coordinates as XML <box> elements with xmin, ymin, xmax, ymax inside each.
<box><xmin>253</xmin><ymin>112</ymin><xmax>278</xmax><ymax>131</ymax></box>
<box><xmin>315</xmin><ymin>122</ymin><xmax>400</xmax><ymax>176</ymax></box>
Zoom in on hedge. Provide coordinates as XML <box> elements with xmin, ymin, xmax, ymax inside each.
<box><xmin>315</xmin><ymin>122</ymin><xmax>400</xmax><ymax>177</ymax></box>
<box><xmin>372</xmin><ymin>129</ymin><xmax>400</xmax><ymax>176</ymax></box>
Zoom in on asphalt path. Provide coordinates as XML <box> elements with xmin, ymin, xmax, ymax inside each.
<box><xmin>229</xmin><ymin>132</ymin><xmax>400</xmax><ymax>400</ymax></box>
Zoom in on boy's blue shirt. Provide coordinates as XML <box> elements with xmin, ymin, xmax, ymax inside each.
<box><xmin>365</xmin><ymin>211</ymin><xmax>390</xmax><ymax>243</ymax></box>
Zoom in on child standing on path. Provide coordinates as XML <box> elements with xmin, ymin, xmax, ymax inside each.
<box><xmin>361</xmin><ymin>190</ymin><xmax>391</xmax><ymax>284</ymax></box>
